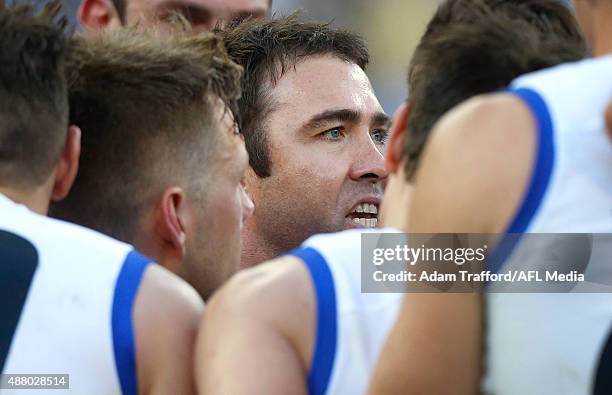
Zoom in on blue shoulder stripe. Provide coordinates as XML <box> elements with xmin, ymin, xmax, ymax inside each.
<box><xmin>506</xmin><ymin>87</ymin><xmax>555</xmax><ymax>234</ymax></box>
<box><xmin>289</xmin><ymin>247</ymin><xmax>337</xmax><ymax>395</ymax></box>
<box><xmin>487</xmin><ymin>87</ymin><xmax>556</xmax><ymax>274</ymax></box>
<box><xmin>111</xmin><ymin>250</ymin><xmax>152</xmax><ymax>395</ymax></box>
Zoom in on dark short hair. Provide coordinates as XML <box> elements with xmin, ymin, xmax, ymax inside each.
<box><xmin>0</xmin><ymin>0</ymin><xmax>69</xmax><ymax>191</ymax></box>
<box><xmin>110</xmin><ymin>0</ymin><xmax>125</xmax><ymax>22</ymax></box>
<box><xmin>220</xmin><ymin>13</ymin><xmax>369</xmax><ymax>177</ymax></box>
<box><xmin>50</xmin><ymin>30</ymin><xmax>242</xmax><ymax>242</ymax></box>
<box><xmin>404</xmin><ymin>0</ymin><xmax>586</xmax><ymax>179</ymax></box>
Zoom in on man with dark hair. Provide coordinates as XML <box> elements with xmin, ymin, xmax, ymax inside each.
<box><xmin>78</xmin><ymin>0</ymin><xmax>270</xmax><ymax>32</ymax></box>
<box><xmin>369</xmin><ymin>0</ymin><xmax>612</xmax><ymax>391</ymax></box>
<box><xmin>50</xmin><ymin>29</ymin><xmax>253</xmax><ymax>301</ymax></box>
<box><xmin>221</xmin><ymin>15</ymin><xmax>391</xmax><ymax>268</ymax></box>
<box><xmin>196</xmin><ymin>1</ymin><xmax>586</xmax><ymax>394</ymax></box>
<box><xmin>0</xmin><ymin>2</ymin><xmax>202</xmax><ymax>394</ymax></box>
<box><xmin>404</xmin><ymin>0</ymin><xmax>585</xmax><ymax>178</ymax></box>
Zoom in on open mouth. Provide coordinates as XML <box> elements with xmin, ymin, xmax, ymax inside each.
<box><xmin>347</xmin><ymin>202</ymin><xmax>379</xmax><ymax>228</ymax></box>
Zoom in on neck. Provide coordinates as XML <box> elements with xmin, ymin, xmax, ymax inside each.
<box><xmin>379</xmin><ymin>173</ymin><xmax>413</xmax><ymax>232</ymax></box>
<box><xmin>240</xmin><ymin>221</ymin><xmax>282</xmax><ymax>268</ymax></box>
<box><xmin>0</xmin><ymin>186</ymin><xmax>51</xmax><ymax>215</ymax></box>
<box><xmin>592</xmin><ymin>3</ymin><xmax>612</xmax><ymax>56</ymax></box>
<box><xmin>132</xmin><ymin>211</ymin><xmax>182</xmax><ymax>273</ymax></box>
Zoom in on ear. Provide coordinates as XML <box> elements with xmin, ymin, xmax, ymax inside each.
<box><xmin>51</xmin><ymin>125</ymin><xmax>81</xmax><ymax>202</ymax></box>
<box><xmin>385</xmin><ymin>101</ymin><xmax>411</xmax><ymax>174</ymax></box>
<box><xmin>156</xmin><ymin>187</ymin><xmax>188</xmax><ymax>271</ymax></box>
<box><xmin>78</xmin><ymin>0</ymin><xmax>123</xmax><ymax>30</ymax></box>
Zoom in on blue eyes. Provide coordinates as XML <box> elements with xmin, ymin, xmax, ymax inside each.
<box><xmin>319</xmin><ymin>128</ymin><xmax>389</xmax><ymax>143</ymax></box>
<box><xmin>322</xmin><ymin>128</ymin><xmax>344</xmax><ymax>141</ymax></box>
<box><xmin>371</xmin><ymin>130</ymin><xmax>388</xmax><ymax>144</ymax></box>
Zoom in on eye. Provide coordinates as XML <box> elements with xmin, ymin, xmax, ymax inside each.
<box><xmin>320</xmin><ymin>127</ymin><xmax>345</xmax><ymax>142</ymax></box>
<box><xmin>371</xmin><ymin>129</ymin><xmax>389</xmax><ymax>145</ymax></box>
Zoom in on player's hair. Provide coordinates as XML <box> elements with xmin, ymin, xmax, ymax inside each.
<box><xmin>220</xmin><ymin>13</ymin><xmax>369</xmax><ymax>177</ymax></box>
<box><xmin>50</xmin><ymin>29</ymin><xmax>242</xmax><ymax>242</ymax></box>
<box><xmin>403</xmin><ymin>0</ymin><xmax>586</xmax><ymax>179</ymax></box>
<box><xmin>0</xmin><ymin>0</ymin><xmax>69</xmax><ymax>191</ymax></box>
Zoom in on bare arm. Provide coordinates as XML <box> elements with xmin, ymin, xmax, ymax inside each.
<box><xmin>134</xmin><ymin>264</ymin><xmax>204</xmax><ymax>395</ymax></box>
<box><xmin>368</xmin><ymin>94</ymin><xmax>537</xmax><ymax>395</ymax></box>
<box><xmin>196</xmin><ymin>256</ymin><xmax>315</xmax><ymax>395</ymax></box>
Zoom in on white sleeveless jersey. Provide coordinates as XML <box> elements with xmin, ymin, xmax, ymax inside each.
<box><xmin>483</xmin><ymin>55</ymin><xmax>612</xmax><ymax>394</ymax></box>
<box><xmin>288</xmin><ymin>228</ymin><xmax>403</xmax><ymax>395</ymax></box>
<box><xmin>0</xmin><ymin>193</ymin><xmax>152</xmax><ymax>395</ymax></box>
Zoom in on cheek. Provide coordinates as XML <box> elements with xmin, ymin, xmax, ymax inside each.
<box><xmin>225</xmin><ymin>188</ymin><xmax>243</xmax><ymax>225</ymax></box>
<box><xmin>274</xmin><ymin>144</ymin><xmax>350</xmax><ymax>187</ymax></box>
<box><xmin>274</xmin><ymin>163</ymin><xmax>340</xmax><ymax>200</ymax></box>
<box><xmin>261</xmin><ymin>164</ymin><xmax>344</xmax><ymax>221</ymax></box>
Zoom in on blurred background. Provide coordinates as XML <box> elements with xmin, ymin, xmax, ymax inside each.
<box><xmin>61</xmin><ymin>0</ymin><xmax>573</xmax><ymax>116</ymax></box>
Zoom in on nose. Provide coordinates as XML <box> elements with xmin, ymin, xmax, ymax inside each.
<box><xmin>349</xmin><ymin>134</ymin><xmax>389</xmax><ymax>183</ymax></box>
<box><xmin>240</xmin><ymin>184</ymin><xmax>255</xmax><ymax>225</ymax></box>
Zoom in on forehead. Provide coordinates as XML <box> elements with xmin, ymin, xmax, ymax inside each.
<box><xmin>268</xmin><ymin>55</ymin><xmax>382</xmax><ymax>124</ymax></box>
<box><xmin>143</xmin><ymin>0</ymin><xmax>269</xmax><ymax>14</ymax></box>
<box><xmin>223</xmin><ymin>0</ymin><xmax>268</xmax><ymax>13</ymax></box>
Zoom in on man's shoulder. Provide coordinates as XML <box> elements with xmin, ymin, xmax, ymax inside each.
<box><xmin>213</xmin><ymin>255</ymin><xmax>313</xmax><ymax>315</ymax></box>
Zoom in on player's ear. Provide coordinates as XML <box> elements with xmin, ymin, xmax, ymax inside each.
<box><xmin>385</xmin><ymin>101</ymin><xmax>411</xmax><ymax>174</ymax></box>
<box><xmin>156</xmin><ymin>187</ymin><xmax>188</xmax><ymax>272</ymax></box>
<box><xmin>51</xmin><ymin>125</ymin><xmax>81</xmax><ymax>202</ymax></box>
<box><xmin>78</xmin><ymin>0</ymin><xmax>123</xmax><ymax>30</ymax></box>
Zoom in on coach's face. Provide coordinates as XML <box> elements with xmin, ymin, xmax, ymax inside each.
<box><xmin>245</xmin><ymin>54</ymin><xmax>389</xmax><ymax>255</ymax></box>
<box><xmin>126</xmin><ymin>0</ymin><xmax>269</xmax><ymax>32</ymax></box>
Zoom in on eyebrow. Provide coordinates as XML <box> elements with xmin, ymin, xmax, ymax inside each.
<box><xmin>372</xmin><ymin>112</ymin><xmax>392</xmax><ymax>130</ymax></box>
<box><xmin>301</xmin><ymin>109</ymin><xmax>361</xmax><ymax>132</ymax></box>
<box><xmin>300</xmin><ymin>109</ymin><xmax>392</xmax><ymax>134</ymax></box>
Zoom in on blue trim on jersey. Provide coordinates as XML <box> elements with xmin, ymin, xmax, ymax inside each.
<box><xmin>488</xmin><ymin>87</ymin><xmax>555</xmax><ymax>274</ymax></box>
<box><xmin>111</xmin><ymin>250</ymin><xmax>151</xmax><ymax>395</ymax></box>
<box><xmin>506</xmin><ymin>87</ymin><xmax>555</xmax><ymax>234</ymax></box>
<box><xmin>289</xmin><ymin>247</ymin><xmax>337</xmax><ymax>395</ymax></box>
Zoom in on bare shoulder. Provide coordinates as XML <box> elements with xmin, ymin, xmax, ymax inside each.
<box><xmin>411</xmin><ymin>93</ymin><xmax>537</xmax><ymax>234</ymax></box>
<box><xmin>206</xmin><ymin>255</ymin><xmax>315</xmax><ymax>343</ymax></box>
<box><xmin>432</xmin><ymin>93</ymin><xmax>536</xmax><ymax>162</ymax></box>
<box><xmin>197</xmin><ymin>256</ymin><xmax>316</xmax><ymax>395</ymax></box>
<box><xmin>134</xmin><ymin>264</ymin><xmax>204</xmax><ymax>395</ymax></box>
